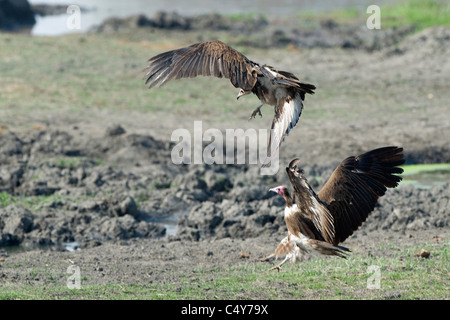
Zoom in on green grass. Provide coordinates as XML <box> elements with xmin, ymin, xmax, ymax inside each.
<box><xmin>298</xmin><ymin>7</ymin><xmax>360</xmax><ymax>25</ymax></box>
<box><xmin>0</xmin><ymin>13</ymin><xmax>445</xmax><ymax>131</ymax></box>
<box><xmin>382</xmin><ymin>0</ymin><xmax>450</xmax><ymax>31</ymax></box>
<box><xmin>401</xmin><ymin>163</ymin><xmax>450</xmax><ymax>188</ymax></box>
<box><xmin>0</xmin><ymin>190</ymin><xmax>98</xmax><ymax>211</ymax></box>
<box><xmin>52</xmin><ymin>157</ymin><xmax>83</xmax><ymax>169</ymax></box>
<box><xmin>401</xmin><ymin>163</ymin><xmax>450</xmax><ymax>176</ymax></box>
<box><xmin>0</xmin><ymin>192</ymin><xmax>65</xmax><ymax>211</ymax></box>
<box><xmin>0</xmin><ymin>192</ymin><xmax>13</xmax><ymax>207</ymax></box>
<box><xmin>227</xmin><ymin>12</ymin><xmax>266</xmax><ymax>23</ymax></box>
<box><xmin>298</xmin><ymin>0</ymin><xmax>450</xmax><ymax>31</ymax></box>
<box><xmin>0</xmin><ymin>32</ymin><xmax>242</xmax><ymax>128</ymax></box>
<box><xmin>0</xmin><ymin>240</ymin><xmax>447</xmax><ymax>299</ymax></box>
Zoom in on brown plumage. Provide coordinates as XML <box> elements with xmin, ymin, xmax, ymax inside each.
<box><xmin>143</xmin><ymin>40</ymin><xmax>315</xmax><ymax>166</ymax></box>
<box><xmin>264</xmin><ymin>146</ymin><xmax>405</xmax><ymax>270</ymax></box>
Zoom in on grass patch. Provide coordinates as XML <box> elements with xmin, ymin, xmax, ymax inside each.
<box><xmin>0</xmin><ymin>21</ymin><xmax>442</xmax><ymax>129</ymax></box>
<box><xmin>0</xmin><ymin>192</ymin><xmax>65</xmax><ymax>211</ymax></box>
<box><xmin>401</xmin><ymin>163</ymin><xmax>450</xmax><ymax>188</ymax></box>
<box><xmin>0</xmin><ymin>192</ymin><xmax>13</xmax><ymax>207</ymax></box>
<box><xmin>0</xmin><ymin>32</ymin><xmax>242</xmax><ymax>125</ymax></box>
<box><xmin>298</xmin><ymin>0</ymin><xmax>450</xmax><ymax>31</ymax></box>
<box><xmin>0</xmin><ymin>240</ymin><xmax>447</xmax><ymax>300</ymax></box>
<box><xmin>401</xmin><ymin>163</ymin><xmax>450</xmax><ymax>176</ymax></box>
<box><xmin>0</xmin><ymin>190</ymin><xmax>96</xmax><ymax>211</ymax></box>
<box><xmin>227</xmin><ymin>12</ymin><xmax>266</xmax><ymax>23</ymax></box>
<box><xmin>52</xmin><ymin>157</ymin><xmax>83</xmax><ymax>169</ymax></box>
<box><xmin>298</xmin><ymin>7</ymin><xmax>360</xmax><ymax>26</ymax></box>
<box><xmin>382</xmin><ymin>0</ymin><xmax>450</xmax><ymax>31</ymax></box>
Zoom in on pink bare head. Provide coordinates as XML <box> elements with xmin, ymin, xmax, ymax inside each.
<box><xmin>269</xmin><ymin>185</ymin><xmax>287</xmax><ymax>198</ymax></box>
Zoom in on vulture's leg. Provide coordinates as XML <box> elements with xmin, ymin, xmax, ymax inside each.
<box><xmin>257</xmin><ymin>253</ymin><xmax>275</xmax><ymax>262</ymax></box>
<box><xmin>248</xmin><ymin>103</ymin><xmax>264</xmax><ymax>120</ymax></box>
<box><xmin>269</xmin><ymin>256</ymin><xmax>289</xmax><ymax>272</ymax></box>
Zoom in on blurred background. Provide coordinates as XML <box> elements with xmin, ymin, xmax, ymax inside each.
<box><xmin>22</xmin><ymin>0</ymin><xmax>395</xmax><ymax>35</ymax></box>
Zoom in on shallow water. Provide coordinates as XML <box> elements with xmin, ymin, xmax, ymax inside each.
<box><xmin>3</xmin><ymin>241</ymin><xmax>80</xmax><ymax>253</ymax></box>
<box><xmin>401</xmin><ymin>163</ymin><xmax>450</xmax><ymax>189</ymax></box>
<box><xmin>28</xmin><ymin>0</ymin><xmax>394</xmax><ymax>36</ymax></box>
<box><xmin>148</xmin><ymin>215</ymin><xmax>179</xmax><ymax>236</ymax></box>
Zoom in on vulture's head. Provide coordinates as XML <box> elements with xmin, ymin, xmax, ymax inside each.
<box><xmin>269</xmin><ymin>185</ymin><xmax>288</xmax><ymax>199</ymax></box>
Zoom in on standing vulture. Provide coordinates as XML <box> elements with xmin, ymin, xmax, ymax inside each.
<box><xmin>264</xmin><ymin>146</ymin><xmax>404</xmax><ymax>271</ymax></box>
<box><xmin>143</xmin><ymin>40</ymin><xmax>315</xmax><ymax>166</ymax></box>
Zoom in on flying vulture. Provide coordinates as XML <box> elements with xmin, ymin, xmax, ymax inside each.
<box><xmin>263</xmin><ymin>146</ymin><xmax>404</xmax><ymax>271</ymax></box>
<box><xmin>143</xmin><ymin>40</ymin><xmax>315</xmax><ymax>166</ymax></box>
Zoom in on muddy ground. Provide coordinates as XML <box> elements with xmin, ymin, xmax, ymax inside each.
<box><xmin>0</xmin><ymin>15</ymin><xmax>449</xmax><ymax>299</ymax></box>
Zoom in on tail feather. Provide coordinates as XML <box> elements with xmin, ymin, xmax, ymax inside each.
<box><xmin>307</xmin><ymin>239</ymin><xmax>349</xmax><ymax>258</ymax></box>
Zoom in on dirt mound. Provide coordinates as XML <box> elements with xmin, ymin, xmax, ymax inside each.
<box><xmin>0</xmin><ymin>126</ymin><xmax>173</xmax><ymax>247</ymax></box>
<box><xmin>386</xmin><ymin>26</ymin><xmax>450</xmax><ymax>57</ymax></box>
<box><xmin>90</xmin><ymin>10</ymin><xmax>419</xmax><ymax>51</ymax></box>
<box><xmin>256</xmin><ymin>23</ymin><xmax>414</xmax><ymax>51</ymax></box>
<box><xmin>175</xmin><ymin>182</ymin><xmax>450</xmax><ymax>242</ymax></box>
<box><xmin>91</xmin><ymin>11</ymin><xmax>268</xmax><ymax>34</ymax></box>
<box><xmin>0</xmin><ymin>122</ymin><xmax>448</xmax><ymax>249</ymax></box>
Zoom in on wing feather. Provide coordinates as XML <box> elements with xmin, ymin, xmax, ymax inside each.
<box><xmin>262</xmin><ymin>92</ymin><xmax>304</xmax><ymax>167</ymax></box>
<box><xmin>143</xmin><ymin>40</ymin><xmax>257</xmax><ymax>91</ymax></box>
<box><xmin>286</xmin><ymin>159</ymin><xmax>335</xmax><ymax>243</ymax></box>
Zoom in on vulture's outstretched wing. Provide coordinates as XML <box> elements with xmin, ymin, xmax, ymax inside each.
<box><xmin>318</xmin><ymin>146</ymin><xmax>404</xmax><ymax>244</ymax></box>
<box><xmin>143</xmin><ymin>40</ymin><xmax>258</xmax><ymax>91</ymax></box>
<box><xmin>286</xmin><ymin>159</ymin><xmax>336</xmax><ymax>243</ymax></box>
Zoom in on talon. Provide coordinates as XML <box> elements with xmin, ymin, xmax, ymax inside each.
<box><xmin>258</xmin><ymin>254</ymin><xmax>275</xmax><ymax>262</ymax></box>
<box><xmin>248</xmin><ymin>104</ymin><xmax>264</xmax><ymax>120</ymax></box>
<box><xmin>269</xmin><ymin>265</ymin><xmax>282</xmax><ymax>272</ymax></box>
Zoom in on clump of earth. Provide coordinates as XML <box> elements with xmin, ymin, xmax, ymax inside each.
<box><xmin>0</xmin><ymin>120</ymin><xmax>448</xmax><ymax>248</ymax></box>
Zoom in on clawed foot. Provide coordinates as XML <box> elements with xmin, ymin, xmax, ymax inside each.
<box><xmin>248</xmin><ymin>104</ymin><xmax>263</xmax><ymax>120</ymax></box>
<box><xmin>269</xmin><ymin>264</ymin><xmax>283</xmax><ymax>272</ymax></box>
<box><xmin>258</xmin><ymin>254</ymin><xmax>284</xmax><ymax>271</ymax></box>
<box><xmin>257</xmin><ymin>254</ymin><xmax>274</xmax><ymax>262</ymax></box>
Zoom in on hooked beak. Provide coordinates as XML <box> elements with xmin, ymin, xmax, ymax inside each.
<box><xmin>269</xmin><ymin>188</ymin><xmax>278</xmax><ymax>193</ymax></box>
<box><xmin>236</xmin><ymin>90</ymin><xmax>248</xmax><ymax>100</ymax></box>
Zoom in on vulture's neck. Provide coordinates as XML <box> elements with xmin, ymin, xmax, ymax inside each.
<box><xmin>289</xmin><ymin>178</ymin><xmax>320</xmax><ymax>211</ymax></box>
<box><xmin>283</xmin><ymin>188</ymin><xmax>294</xmax><ymax>208</ymax></box>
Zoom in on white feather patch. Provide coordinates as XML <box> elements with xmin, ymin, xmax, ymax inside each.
<box><xmin>264</xmin><ymin>92</ymin><xmax>303</xmax><ymax>166</ymax></box>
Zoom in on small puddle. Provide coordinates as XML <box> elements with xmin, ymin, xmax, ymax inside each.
<box><xmin>3</xmin><ymin>241</ymin><xmax>80</xmax><ymax>254</ymax></box>
<box><xmin>3</xmin><ymin>215</ymin><xmax>183</xmax><ymax>254</ymax></box>
<box><xmin>401</xmin><ymin>163</ymin><xmax>450</xmax><ymax>189</ymax></box>
<box><xmin>148</xmin><ymin>215</ymin><xmax>179</xmax><ymax>236</ymax></box>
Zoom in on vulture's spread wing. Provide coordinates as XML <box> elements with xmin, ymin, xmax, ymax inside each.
<box><xmin>144</xmin><ymin>40</ymin><xmax>257</xmax><ymax>91</ymax></box>
<box><xmin>317</xmin><ymin>146</ymin><xmax>404</xmax><ymax>244</ymax></box>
